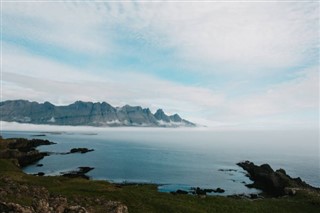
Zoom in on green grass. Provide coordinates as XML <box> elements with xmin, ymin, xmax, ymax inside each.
<box><xmin>1</xmin><ymin>159</ymin><xmax>319</xmax><ymax>213</ymax></box>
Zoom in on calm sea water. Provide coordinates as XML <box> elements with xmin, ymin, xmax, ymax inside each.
<box><xmin>1</xmin><ymin>129</ymin><xmax>319</xmax><ymax>195</ymax></box>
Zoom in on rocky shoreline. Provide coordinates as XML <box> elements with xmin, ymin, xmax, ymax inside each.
<box><xmin>1</xmin><ymin>136</ymin><xmax>318</xmax><ymax>198</ymax></box>
<box><xmin>170</xmin><ymin>161</ymin><xmax>320</xmax><ymax>199</ymax></box>
<box><xmin>171</xmin><ymin>187</ymin><xmax>226</xmax><ymax>196</ymax></box>
<box><xmin>237</xmin><ymin>161</ymin><xmax>320</xmax><ymax>197</ymax></box>
<box><xmin>1</xmin><ymin>135</ymin><xmax>320</xmax><ymax>212</ymax></box>
<box><xmin>0</xmin><ymin>136</ymin><xmax>96</xmax><ymax>178</ymax></box>
<box><xmin>61</xmin><ymin>167</ymin><xmax>95</xmax><ymax>179</ymax></box>
<box><xmin>0</xmin><ymin>137</ymin><xmax>55</xmax><ymax>167</ymax></box>
<box><xmin>0</xmin><ymin>136</ymin><xmax>128</xmax><ymax>213</ymax></box>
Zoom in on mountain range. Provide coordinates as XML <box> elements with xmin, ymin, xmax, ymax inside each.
<box><xmin>0</xmin><ymin>100</ymin><xmax>195</xmax><ymax>127</ymax></box>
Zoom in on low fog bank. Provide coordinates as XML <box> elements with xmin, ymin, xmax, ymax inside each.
<box><xmin>0</xmin><ymin>121</ymin><xmax>208</xmax><ymax>133</ymax></box>
<box><xmin>0</xmin><ymin>121</ymin><xmax>318</xmax><ymax>134</ymax></box>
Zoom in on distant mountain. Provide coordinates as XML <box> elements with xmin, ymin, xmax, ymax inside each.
<box><xmin>0</xmin><ymin>100</ymin><xmax>196</xmax><ymax>127</ymax></box>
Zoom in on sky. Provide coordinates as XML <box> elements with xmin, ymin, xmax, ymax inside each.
<box><xmin>1</xmin><ymin>0</ymin><xmax>319</xmax><ymax>129</ymax></box>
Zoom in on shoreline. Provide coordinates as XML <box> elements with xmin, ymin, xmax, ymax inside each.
<box><xmin>1</xmin><ymin>135</ymin><xmax>320</xmax><ymax>212</ymax></box>
<box><xmin>2</xmin><ymin>135</ymin><xmax>319</xmax><ymax>198</ymax></box>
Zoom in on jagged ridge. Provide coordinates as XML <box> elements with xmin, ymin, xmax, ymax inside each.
<box><xmin>0</xmin><ymin>100</ymin><xmax>195</xmax><ymax>127</ymax></box>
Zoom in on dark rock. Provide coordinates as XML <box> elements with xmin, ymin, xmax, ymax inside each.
<box><xmin>0</xmin><ymin>138</ymin><xmax>55</xmax><ymax>168</ymax></box>
<box><xmin>277</xmin><ymin>168</ymin><xmax>286</xmax><ymax>175</ymax></box>
<box><xmin>190</xmin><ymin>187</ymin><xmax>225</xmax><ymax>195</ymax></box>
<box><xmin>250</xmin><ymin>194</ymin><xmax>258</xmax><ymax>199</ymax></box>
<box><xmin>37</xmin><ymin>172</ymin><xmax>45</xmax><ymax>176</ymax></box>
<box><xmin>69</xmin><ymin>148</ymin><xmax>94</xmax><ymax>154</ymax></box>
<box><xmin>61</xmin><ymin>167</ymin><xmax>94</xmax><ymax>179</ymax></box>
<box><xmin>0</xmin><ymin>202</ymin><xmax>34</xmax><ymax>212</ymax></box>
<box><xmin>0</xmin><ymin>202</ymin><xmax>11</xmax><ymax>212</ymax></box>
<box><xmin>8</xmin><ymin>138</ymin><xmax>55</xmax><ymax>152</ymax></box>
<box><xmin>192</xmin><ymin>187</ymin><xmax>206</xmax><ymax>195</ymax></box>
<box><xmin>36</xmin><ymin>164</ymin><xmax>43</xmax><ymax>167</ymax></box>
<box><xmin>176</xmin><ymin>189</ymin><xmax>189</xmax><ymax>194</ymax></box>
<box><xmin>237</xmin><ymin>161</ymin><xmax>319</xmax><ymax>196</ymax></box>
<box><xmin>0</xmin><ymin>149</ymin><xmax>47</xmax><ymax>167</ymax></box>
<box><xmin>19</xmin><ymin>152</ymin><xmax>47</xmax><ymax>167</ymax></box>
<box><xmin>203</xmin><ymin>189</ymin><xmax>214</xmax><ymax>193</ymax></box>
<box><xmin>218</xmin><ymin>169</ymin><xmax>238</xmax><ymax>172</ymax></box>
<box><xmin>213</xmin><ymin>188</ymin><xmax>225</xmax><ymax>193</ymax></box>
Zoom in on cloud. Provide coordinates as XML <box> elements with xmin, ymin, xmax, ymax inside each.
<box><xmin>202</xmin><ymin>66</ymin><xmax>319</xmax><ymax>129</ymax></box>
<box><xmin>2</xmin><ymin>45</ymin><xmax>225</xmax><ymax>120</ymax></box>
<box><xmin>1</xmin><ymin>1</ymin><xmax>318</xmax><ymax>129</ymax></box>
<box><xmin>2</xmin><ymin>1</ymin><xmax>111</xmax><ymax>54</ymax></box>
<box><xmin>102</xmin><ymin>1</ymin><xmax>319</xmax><ymax>73</ymax></box>
<box><xmin>227</xmin><ymin>67</ymin><xmax>318</xmax><ymax>117</ymax></box>
<box><xmin>3</xmin><ymin>1</ymin><xmax>318</xmax><ymax>74</ymax></box>
<box><xmin>3</xmin><ymin>45</ymin><xmax>318</xmax><ymax>129</ymax></box>
<box><xmin>2</xmin><ymin>43</ymin><xmax>104</xmax><ymax>83</ymax></box>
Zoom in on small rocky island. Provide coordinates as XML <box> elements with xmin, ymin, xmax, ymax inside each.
<box><xmin>69</xmin><ymin>148</ymin><xmax>94</xmax><ymax>154</ymax></box>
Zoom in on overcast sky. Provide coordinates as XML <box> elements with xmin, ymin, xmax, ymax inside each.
<box><xmin>1</xmin><ymin>0</ymin><xmax>319</xmax><ymax>129</ymax></box>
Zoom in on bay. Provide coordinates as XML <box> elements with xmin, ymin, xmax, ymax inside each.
<box><xmin>1</xmin><ymin>128</ymin><xmax>319</xmax><ymax>195</ymax></box>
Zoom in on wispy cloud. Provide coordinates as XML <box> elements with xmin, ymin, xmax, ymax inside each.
<box><xmin>2</xmin><ymin>44</ymin><xmax>224</xmax><ymax>117</ymax></box>
<box><xmin>224</xmin><ymin>67</ymin><xmax>318</xmax><ymax>117</ymax></box>
<box><xmin>1</xmin><ymin>1</ymin><xmax>319</xmax><ymax>129</ymax></box>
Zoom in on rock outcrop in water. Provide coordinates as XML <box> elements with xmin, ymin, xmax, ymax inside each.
<box><xmin>237</xmin><ymin>161</ymin><xmax>320</xmax><ymax>196</ymax></box>
<box><xmin>171</xmin><ymin>187</ymin><xmax>226</xmax><ymax>196</ymax></box>
<box><xmin>61</xmin><ymin>167</ymin><xmax>94</xmax><ymax>179</ymax></box>
<box><xmin>69</xmin><ymin>148</ymin><xmax>94</xmax><ymax>154</ymax></box>
<box><xmin>0</xmin><ymin>100</ymin><xmax>196</xmax><ymax>127</ymax></box>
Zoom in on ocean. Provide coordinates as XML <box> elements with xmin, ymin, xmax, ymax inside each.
<box><xmin>1</xmin><ymin>128</ymin><xmax>319</xmax><ymax>195</ymax></box>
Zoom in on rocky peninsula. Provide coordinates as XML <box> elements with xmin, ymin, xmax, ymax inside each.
<box><xmin>0</xmin><ymin>136</ymin><xmax>128</xmax><ymax>213</ymax></box>
<box><xmin>0</xmin><ymin>137</ymin><xmax>55</xmax><ymax>167</ymax></box>
<box><xmin>237</xmin><ymin>161</ymin><xmax>320</xmax><ymax>197</ymax></box>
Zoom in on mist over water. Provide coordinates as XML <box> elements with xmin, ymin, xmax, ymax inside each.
<box><xmin>1</xmin><ymin>125</ymin><xmax>319</xmax><ymax>195</ymax></box>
